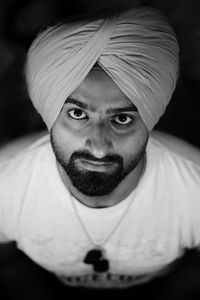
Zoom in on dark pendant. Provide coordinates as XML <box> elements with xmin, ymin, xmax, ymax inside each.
<box><xmin>93</xmin><ymin>258</ymin><xmax>109</xmax><ymax>272</ymax></box>
<box><xmin>84</xmin><ymin>249</ymin><xmax>102</xmax><ymax>264</ymax></box>
<box><xmin>83</xmin><ymin>249</ymin><xmax>109</xmax><ymax>273</ymax></box>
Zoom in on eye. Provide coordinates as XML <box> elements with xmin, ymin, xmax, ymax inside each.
<box><xmin>68</xmin><ymin>109</ymin><xmax>88</xmax><ymax>120</ymax></box>
<box><xmin>112</xmin><ymin>114</ymin><xmax>133</xmax><ymax>125</ymax></box>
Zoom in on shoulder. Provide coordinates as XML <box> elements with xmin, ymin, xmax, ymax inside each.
<box><xmin>148</xmin><ymin>132</ymin><xmax>200</xmax><ymax>249</ymax></box>
<box><xmin>0</xmin><ymin>131</ymin><xmax>52</xmax><ymax>183</ymax></box>
<box><xmin>0</xmin><ymin>130</ymin><xmax>49</xmax><ymax>161</ymax></box>
<box><xmin>0</xmin><ymin>132</ymin><xmax>52</xmax><ymax>240</ymax></box>
<box><xmin>149</xmin><ymin>130</ymin><xmax>200</xmax><ymax>167</ymax></box>
<box><xmin>147</xmin><ymin>130</ymin><xmax>200</xmax><ymax>191</ymax></box>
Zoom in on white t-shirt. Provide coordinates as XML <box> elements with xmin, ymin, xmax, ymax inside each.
<box><xmin>0</xmin><ymin>131</ymin><xmax>200</xmax><ymax>289</ymax></box>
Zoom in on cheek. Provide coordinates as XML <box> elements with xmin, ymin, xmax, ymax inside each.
<box><xmin>114</xmin><ymin>128</ymin><xmax>148</xmax><ymax>159</ymax></box>
<box><xmin>51</xmin><ymin>122</ymin><xmax>85</xmax><ymax>157</ymax></box>
<box><xmin>115</xmin><ymin>138</ymin><xmax>137</xmax><ymax>159</ymax></box>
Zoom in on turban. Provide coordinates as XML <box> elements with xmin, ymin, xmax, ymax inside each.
<box><xmin>25</xmin><ymin>7</ymin><xmax>179</xmax><ymax>131</ymax></box>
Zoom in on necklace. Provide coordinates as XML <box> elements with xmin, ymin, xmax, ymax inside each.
<box><xmin>70</xmin><ymin>154</ymin><xmax>146</xmax><ymax>273</ymax></box>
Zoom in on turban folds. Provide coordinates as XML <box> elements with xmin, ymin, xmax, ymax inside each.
<box><xmin>25</xmin><ymin>7</ymin><xmax>179</xmax><ymax>131</ymax></box>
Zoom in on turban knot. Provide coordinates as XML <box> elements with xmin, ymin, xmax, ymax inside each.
<box><xmin>25</xmin><ymin>7</ymin><xmax>179</xmax><ymax>131</ymax></box>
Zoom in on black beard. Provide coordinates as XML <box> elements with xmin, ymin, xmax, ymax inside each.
<box><xmin>60</xmin><ymin>150</ymin><xmax>124</xmax><ymax>197</ymax></box>
<box><xmin>50</xmin><ymin>135</ymin><xmax>146</xmax><ymax>197</ymax></box>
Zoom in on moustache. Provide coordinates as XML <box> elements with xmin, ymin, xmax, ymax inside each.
<box><xmin>69</xmin><ymin>150</ymin><xmax>123</xmax><ymax>165</ymax></box>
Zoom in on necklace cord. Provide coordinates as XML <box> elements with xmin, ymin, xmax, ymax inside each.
<box><xmin>70</xmin><ymin>153</ymin><xmax>146</xmax><ymax>248</ymax></box>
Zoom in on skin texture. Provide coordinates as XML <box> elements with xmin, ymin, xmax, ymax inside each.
<box><xmin>51</xmin><ymin>68</ymin><xmax>149</xmax><ymax>208</ymax></box>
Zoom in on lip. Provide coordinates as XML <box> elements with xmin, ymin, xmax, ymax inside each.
<box><xmin>78</xmin><ymin>159</ymin><xmax>116</xmax><ymax>172</ymax></box>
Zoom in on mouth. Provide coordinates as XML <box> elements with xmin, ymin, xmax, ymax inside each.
<box><xmin>77</xmin><ymin>159</ymin><xmax>117</xmax><ymax>172</ymax></box>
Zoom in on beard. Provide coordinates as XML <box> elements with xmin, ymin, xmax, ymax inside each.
<box><xmin>50</xmin><ymin>135</ymin><xmax>147</xmax><ymax>197</ymax></box>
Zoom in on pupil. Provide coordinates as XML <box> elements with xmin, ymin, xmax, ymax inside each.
<box><xmin>75</xmin><ymin>110</ymin><xmax>82</xmax><ymax>117</ymax></box>
<box><xmin>119</xmin><ymin>115</ymin><xmax>126</xmax><ymax>122</ymax></box>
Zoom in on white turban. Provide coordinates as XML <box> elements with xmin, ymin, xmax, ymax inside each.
<box><xmin>25</xmin><ymin>7</ymin><xmax>179</xmax><ymax>131</ymax></box>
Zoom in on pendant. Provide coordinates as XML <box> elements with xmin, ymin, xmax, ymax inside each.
<box><xmin>83</xmin><ymin>247</ymin><xmax>109</xmax><ymax>273</ymax></box>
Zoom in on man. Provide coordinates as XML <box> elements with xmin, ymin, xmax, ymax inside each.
<box><xmin>1</xmin><ymin>6</ymin><xmax>200</xmax><ymax>299</ymax></box>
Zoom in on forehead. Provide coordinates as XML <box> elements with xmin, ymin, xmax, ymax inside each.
<box><xmin>69</xmin><ymin>68</ymin><xmax>136</xmax><ymax>110</ymax></box>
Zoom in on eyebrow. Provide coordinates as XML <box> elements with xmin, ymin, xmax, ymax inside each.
<box><xmin>65</xmin><ymin>97</ymin><xmax>138</xmax><ymax>114</ymax></box>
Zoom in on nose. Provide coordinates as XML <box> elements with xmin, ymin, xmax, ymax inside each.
<box><xmin>85</xmin><ymin>123</ymin><xmax>113</xmax><ymax>159</ymax></box>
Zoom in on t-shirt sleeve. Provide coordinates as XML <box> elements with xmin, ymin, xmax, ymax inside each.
<box><xmin>0</xmin><ymin>160</ymin><xmax>14</xmax><ymax>242</ymax></box>
<box><xmin>0</xmin><ymin>155</ymin><xmax>29</xmax><ymax>242</ymax></box>
<box><xmin>0</xmin><ymin>133</ymin><xmax>49</xmax><ymax>243</ymax></box>
<box><xmin>152</xmin><ymin>132</ymin><xmax>200</xmax><ymax>250</ymax></box>
<box><xmin>184</xmin><ymin>164</ymin><xmax>200</xmax><ymax>249</ymax></box>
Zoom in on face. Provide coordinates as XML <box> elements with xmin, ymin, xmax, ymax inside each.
<box><xmin>51</xmin><ymin>68</ymin><xmax>149</xmax><ymax>198</ymax></box>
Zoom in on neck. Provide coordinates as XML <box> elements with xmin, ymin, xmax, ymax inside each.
<box><xmin>57</xmin><ymin>155</ymin><xmax>146</xmax><ymax>208</ymax></box>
